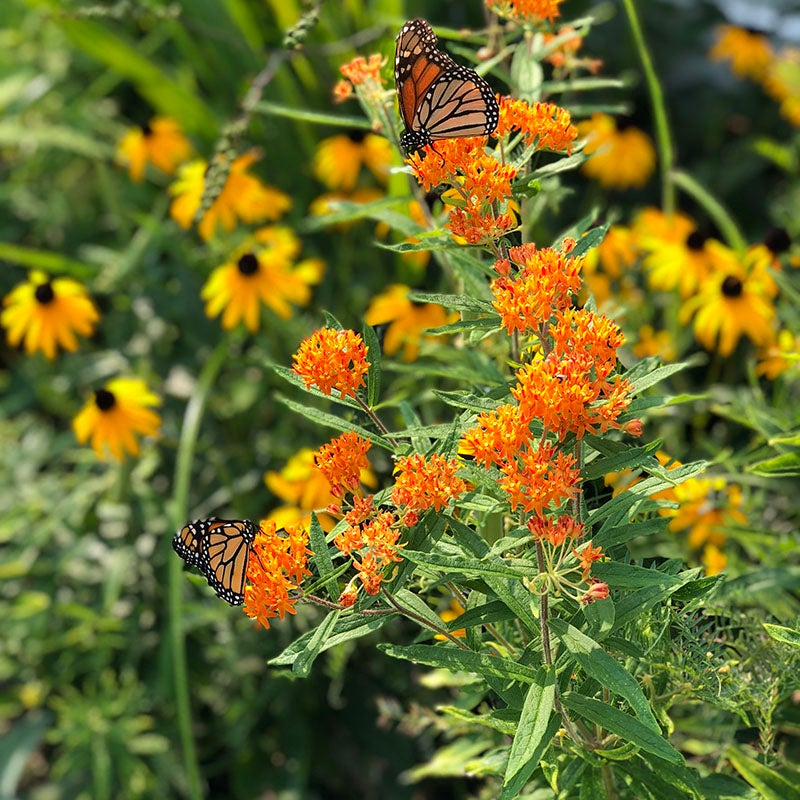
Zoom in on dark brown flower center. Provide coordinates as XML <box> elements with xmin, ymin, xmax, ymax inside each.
<box><xmin>237</xmin><ymin>253</ymin><xmax>259</xmax><ymax>275</ymax></box>
<box><xmin>94</xmin><ymin>388</ymin><xmax>116</xmax><ymax>411</ymax></box>
<box><xmin>721</xmin><ymin>275</ymin><xmax>743</xmax><ymax>297</ymax></box>
<box><xmin>34</xmin><ymin>282</ymin><xmax>55</xmax><ymax>304</ymax></box>
<box><xmin>348</xmin><ymin>129</ymin><xmax>367</xmax><ymax>143</ymax></box>
<box><xmin>763</xmin><ymin>227</ymin><xmax>790</xmax><ymax>254</ymax></box>
<box><xmin>141</xmin><ymin>122</ymin><xmax>153</xmax><ymax>137</ymax></box>
<box><xmin>686</xmin><ymin>230</ymin><xmax>707</xmax><ymax>250</ymax></box>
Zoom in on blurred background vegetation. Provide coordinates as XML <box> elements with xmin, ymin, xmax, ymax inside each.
<box><xmin>1</xmin><ymin>0</ymin><xmax>798</xmax><ymax>798</ymax></box>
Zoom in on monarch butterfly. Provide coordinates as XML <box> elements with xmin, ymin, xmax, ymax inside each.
<box><xmin>395</xmin><ymin>18</ymin><xmax>499</xmax><ymax>155</ymax></box>
<box><xmin>172</xmin><ymin>517</ymin><xmax>259</xmax><ymax>606</ymax></box>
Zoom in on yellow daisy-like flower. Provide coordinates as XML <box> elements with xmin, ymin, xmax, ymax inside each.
<box><xmin>201</xmin><ymin>243</ymin><xmax>324</xmax><ymax>332</ymax></box>
<box><xmin>116</xmin><ymin>117</ymin><xmax>193</xmax><ymax>182</ymax></box>
<box><xmin>312</xmin><ymin>131</ymin><xmax>391</xmax><ymax>191</ymax></box>
<box><xmin>168</xmin><ymin>151</ymin><xmax>291</xmax><ymax>241</ymax></box>
<box><xmin>308</xmin><ymin>187</ymin><xmax>385</xmax><ymax>227</ymax></box>
<box><xmin>364</xmin><ymin>284</ymin><xmax>455</xmax><ymax>362</ymax></box>
<box><xmin>762</xmin><ymin>49</ymin><xmax>800</xmax><ymax>127</ymax></box>
<box><xmin>709</xmin><ymin>24</ymin><xmax>773</xmax><ymax>81</ymax></box>
<box><xmin>578</xmin><ymin>113</ymin><xmax>656</xmax><ymax>190</ymax></box>
<box><xmin>73</xmin><ymin>378</ymin><xmax>161</xmax><ymax>461</ymax></box>
<box><xmin>756</xmin><ymin>329</ymin><xmax>800</xmax><ymax>379</ymax></box>
<box><xmin>1</xmin><ymin>270</ymin><xmax>99</xmax><ymax>360</ymax></box>
<box><xmin>679</xmin><ymin>266</ymin><xmax>776</xmax><ymax>357</ymax></box>
<box><xmin>631</xmin><ymin>325</ymin><xmax>677</xmax><ymax>362</ymax></box>
<box><xmin>264</xmin><ymin>448</ymin><xmax>377</xmax><ymax>531</ymax></box>
<box><xmin>634</xmin><ymin>209</ymin><xmax>737</xmax><ymax>299</ymax></box>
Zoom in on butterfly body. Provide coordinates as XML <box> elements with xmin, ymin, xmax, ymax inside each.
<box><xmin>395</xmin><ymin>18</ymin><xmax>499</xmax><ymax>154</ymax></box>
<box><xmin>173</xmin><ymin>517</ymin><xmax>259</xmax><ymax>605</ymax></box>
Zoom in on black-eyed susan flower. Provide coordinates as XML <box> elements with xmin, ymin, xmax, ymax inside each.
<box><xmin>679</xmin><ymin>265</ymin><xmax>776</xmax><ymax>357</ymax></box>
<box><xmin>264</xmin><ymin>446</ymin><xmax>378</xmax><ymax>531</ymax></box>
<box><xmin>709</xmin><ymin>24</ymin><xmax>773</xmax><ymax>81</ymax></box>
<box><xmin>73</xmin><ymin>378</ymin><xmax>161</xmax><ymax>461</ymax></box>
<box><xmin>578</xmin><ymin>113</ymin><xmax>656</xmax><ymax>190</ymax></box>
<box><xmin>364</xmin><ymin>284</ymin><xmax>455</xmax><ymax>362</ymax></box>
<box><xmin>756</xmin><ymin>329</ymin><xmax>800</xmax><ymax>379</ymax></box>
<box><xmin>168</xmin><ymin>151</ymin><xmax>291</xmax><ymax>241</ymax></box>
<box><xmin>201</xmin><ymin>242</ymin><xmax>323</xmax><ymax>333</ymax></box>
<box><xmin>265</xmin><ymin>448</ymin><xmax>338</xmax><ymax>531</ymax></box>
<box><xmin>762</xmin><ymin>49</ymin><xmax>800</xmax><ymax>127</ymax></box>
<box><xmin>2</xmin><ymin>270</ymin><xmax>99</xmax><ymax>360</ymax></box>
<box><xmin>116</xmin><ymin>117</ymin><xmax>193</xmax><ymax>182</ymax></box>
<box><xmin>312</xmin><ymin>131</ymin><xmax>391</xmax><ymax>191</ymax></box>
<box><xmin>631</xmin><ymin>324</ymin><xmax>677</xmax><ymax>362</ymax></box>
<box><xmin>633</xmin><ymin>209</ymin><xmax>737</xmax><ymax>299</ymax></box>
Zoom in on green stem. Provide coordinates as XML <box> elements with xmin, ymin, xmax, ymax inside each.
<box><xmin>670</xmin><ymin>169</ymin><xmax>748</xmax><ymax>252</ymax></box>
<box><xmin>168</xmin><ymin>338</ymin><xmax>231</xmax><ymax>800</ymax></box>
<box><xmin>621</xmin><ymin>0</ymin><xmax>675</xmax><ymax>214</ymax></box>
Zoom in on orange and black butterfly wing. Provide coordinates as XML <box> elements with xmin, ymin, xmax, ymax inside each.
<box><xmin>395</xmin><ymin>19</ymin><xmax>446</xmax><ymax>130</ymax></box>
<box><xmin>419</xmin><ymin>66</ymin><xmax>499</xmax><ymax>142</ymax></box>
<box><xmin>395</xmin><ymin>18</ymin><xmax>499</xmax><ymax>154</ymax></box>
<box><xmin>173</xmin><ymin>519</ymin><xmax>210</xmax><ymax>568</ymax></box>
<box><xmin>202</xmin><ymin>519</ymin><xmax>258</xmax><ymax>605</ymax></box>
<box><xmin>173</xmin><ymin>517</ymin><xmax>258</xmax><ymax>606</ymax></box>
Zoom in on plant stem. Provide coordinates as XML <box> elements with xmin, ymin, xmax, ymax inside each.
<box><xmin>355</xmin><ymin>396</ymin><xmax>398</xmax><ymax>447</ymax></box>
<box><xmin>621</xmin><ymin>0</ymin><xmax>675</xmax><ymax>214</ymax></box>
<box><xmin>168</xmin><ymin>338</ymin><xmax>231</xmax><ymax>800</ymax></box>
<box><xmin>381</xmin><ymin>588</ymin><xmax>472</xmax><ymax>650</ymax></box>
<box><xmin>670</xmin><ymin>169</ymin><xmax>748</xmax><ymax>252</ymax></box>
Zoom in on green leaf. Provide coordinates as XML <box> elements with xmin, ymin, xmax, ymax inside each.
<box><xmin>269</xmin><ymin>615</ymin><xmax>392</xmax><ymax>666</ymax></box>
<box><xmin>401</xmin><ymin>549</ymin><xmax>535</xmax><ymax>581</ymax></box>
<box><xmin>379</xmin><ymin>643</ymin><xmax>540</xmax><ymax>683</ymax></box>
<box><xmin>272</xmin><ymin>364</ymin><xmax>359</xmax><ymax>408</ymax></box>
<box><xmin>0</xmin><ymin>243</ymin><xmax>95</xmax><ymax>281</ymax></box>
<box><xmin>427</xmin><ymin>317</ymin><xmax>502</xmax><ymax>336</ymax></box>
<box><xmin>292</xmin><ymin>610</ymin><xmax>342</xmax><ymax>678</ymax></box>
<box><xmin>439</xmin><ymin>705</ymin><xmax>517</xmax><ymax>735</ymax></box>
<box><xmin>726</xmin><ymin>746</ymin><xmax>800</xmax><ymax>800</ymax></box>
<box><xmin>748</xmin><ymin>452</ymin><xmax>800</xmax><ymax>477</ymax></box>
<box><xmin>362</xmin><ymin>323</ymin><xmax>382</xmax><ymax>408</ymax></box>
<box><xmin>591</xmin><ymin>562</ymin><xmax>682</xmax><ymax>590</ymax></box>
<box><xmin>0</xmin><ymin>121</ymin><xmax>114</xmax><ymax>159</ymax></box>
<box><xmin>582</xmin><ymin>443</ymin><xmax>661</xmax><ymax>481</ymax></box>
<box><xmin>549</xmin><ymin>619</ymin><xmax>659</xmax><ymax>731</ymax></box>
<box><xmin>308</xmin><ymin>513</ymin><xmax>338</xmax><ymax>601</ymax></box>
<box><xmin>254</xmin><ymin>100</ymin><xmax>371</xmax><ymax>129</ymax></box>
<box><xmin>561</xmin><ymin>693</ymin><xmax>683</xmax><ymax>764</ymax></box>
<box><xmin>276</xmin><ymin>395</ymin><xmax>389</xmax><ymax>448</ymax></box>
<box><xmin>393</xmin><ymin>589</ymin><xmax>450</xmax><ymax>636</ymax></box>
<box><xmin>763</xmin><ymin>622</ymin><xmax>800</xmax><ymax>649</ymax></box>
<box><xmin>408</xmin><ymin>291</ymin><xmax>495</xmax><ymax>314</ymax></box>
<box><xmin>504</xmin><ymin>666</ymin><xmax>556</xmax><ymax>787</ymax></box>
<box><xmin>626</xmin><ymin>358</ymin><xmax>693</xmax><ymax>395</ymax></box>
<box><xmin>594</xmin><ymin>518</ymin><xmax>669</xmax><ymax>550</ymax></box>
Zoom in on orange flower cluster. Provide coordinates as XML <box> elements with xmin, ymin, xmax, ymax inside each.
<box><xmin>243</xmin><ymin>521</ymin><xmax>313</xmax><ymax>629</ymax></box>
<box><xmin>492</xmin><ymin>244</ymin><xmax>583</xmax><ymax>333</ymax></box>
<box><xmin>527</xmin><ymin>515</ymin><xmax>608</xmax><ymax>604</ymax></box>
<box><xmin>339</xmin><ymin>54</ymin><xmax>386</xmax><ymax>87</ymax></box>
<box><xmin>334</xmin><ymin>54</ymin><xmax>387</xmax><ymax>118</ymax></box>
<box><xmin>334</xmin><ymin>501</ymin><xmax>403</xmax><ymax>596</ymax></box>
<box><xmin>512</xmin><ymin>310</ymin><xmax>632</xmax><ymax>440</ymax></box>
<box><xmin>486</xmin><ymin>0</ymin><xmax>564</xmax><ymax>23</ymax></box>
<box><xmin>499</xmin><ymin>441</ymin><xmax>580</xmax><ymax>514</ymax></box>
<box><xmin>493</xmin><ymin>97</ymin><xmax>578</xmax><ymax>153</ymax></box>
<box><xmin>314</xmin><ymin>431</ymin><xmax>372</xmax><ymax>498</ymax></box>
<box><xmin>391</xmin><ymin>453</ymin><xmax>468</xmax><ymax>514</ymax></box>
<box><xmin>407</xmin><ymin>138</ymin><xmax>518</xmax><ymax>245</ymax></box>
<box><xmin>292</xmin><ymin>328</ymin><xmax>370</xmax><ymax>399</ymax></box>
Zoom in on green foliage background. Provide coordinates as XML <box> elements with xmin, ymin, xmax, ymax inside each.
<box><xmin>1</xmin><ymin>0</ymin><xmax>798</xmax><ymax>798</ymax></box>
